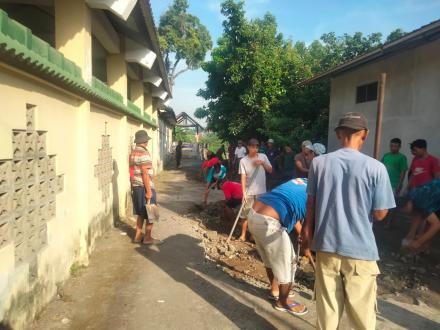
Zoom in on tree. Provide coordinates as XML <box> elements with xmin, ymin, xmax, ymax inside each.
<box><xmin>158</xmin><ymin>0</ymin><xmax>212</xmax><ymax>88</ymax></box>
<box><xmin>197</xmin><ymin>0</ymin><xmax>286</xmax><ymax>141</ymax></box>
<box><xmin>174</xmin><ymin>127</ymin><xmax>195</xmax><ymax>143</ymax></box>
<box><xmin>197</xmin><ymin>1</ymin><xmax>407</xmax><ymax>149</ymax></box>
<box><xmin>385</xmin><ymin>28</ymin><xmax>406</xmax><ymax>43</ymax></box>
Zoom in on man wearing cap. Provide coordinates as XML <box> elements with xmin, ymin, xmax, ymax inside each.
<box><xmin>302</xmin><ymin>112</ymin><xmax>395</xmax><ymax>329</ymax></box>
<box><xmin>294</xmin><ymin>140</ymin><xmax>313</xmax><ymax>178</ymax></box>
<box><xmin>129</xmin><ymin>130</ymin><xmax>162</xmax><ymax>245</ymax></box>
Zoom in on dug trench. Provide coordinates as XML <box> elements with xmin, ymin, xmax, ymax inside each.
<box><xmin>179</xmin><ymin>155</ymin><xmax>440</xmax><ymax>315</ymax></box>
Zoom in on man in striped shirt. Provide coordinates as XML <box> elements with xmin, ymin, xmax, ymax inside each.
<box><xmin>129</xmin><ymin>130</ymin><xmax>162</xmax><ymax>245</ymax></box>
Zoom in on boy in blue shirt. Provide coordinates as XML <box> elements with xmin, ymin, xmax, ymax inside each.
<box><xmin>247</xmin><ymin>178</ymin><xmax>309</xmax><ymax>316</ymax></box>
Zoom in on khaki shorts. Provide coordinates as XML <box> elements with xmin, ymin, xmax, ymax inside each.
<box><xmin>315</xmin><ymin>251</ymin><xmax>380</xmax><ymax>330</ymax></box>
<box><xmin>247</xmin><ymin>209</ymin><xmax>297</xmax><ymax>284</ymax></box>
<box><xmin>240</xmin><ymin>195</ymin><xmax>259</xmax><ymax>219</ymax></box>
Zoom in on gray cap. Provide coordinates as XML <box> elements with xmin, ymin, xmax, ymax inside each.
<box><xmin>302</xmin><ymin>140</ymin><xmax>312</xmax><ymax>148</ymax></box>
<box><xmin>335</xmin><ymin>112</ymin><xmax>368</xmax><ymax>131</ymax></box>
<box><xmin>134</xmin><ymin>130</ymin><xmax>151</xmax><ymax>144</ymax></box>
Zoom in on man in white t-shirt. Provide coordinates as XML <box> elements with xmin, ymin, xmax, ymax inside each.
<box><xmin>234</xmin><ymin>140</ymin><xmax>247</xmax><ymax>174</ymax></box>
<box><xmin>238</xmin><ymin>138</ymin><xmax>272</xmax><ymax>241</ymax></box>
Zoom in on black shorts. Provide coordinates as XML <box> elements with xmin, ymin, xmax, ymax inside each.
<box><xmin>131</xmin><ymin>186</ymin><xmax>157</xmax><ymax>221</ymax></box>
<box><xmin>226</xmin><ymin>198</ymin><xmax>241</xmax><ymax>209</ymax></box>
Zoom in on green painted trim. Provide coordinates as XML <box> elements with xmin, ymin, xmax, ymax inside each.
<box><xmin>0</xmin><ymin>9</ymin><xmax>157</xmax><ymax>128</ymax></box>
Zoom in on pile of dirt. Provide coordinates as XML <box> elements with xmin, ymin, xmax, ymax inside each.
<box><xmin>186</xmin><ymin>202</ymin><xmax>316</xmax><ymax>291</ymax></box>
<box><xmin>186</xmin><ymin>202</ymin><xmax>440</xmax><ymax>310</ymax></box>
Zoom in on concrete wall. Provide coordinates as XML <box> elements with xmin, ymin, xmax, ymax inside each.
<box><xmin>0</xmin><ymin>64</ymin><xmax>167</xmax><ymax>327</ymax></box>
<box><xmin>327</xmin><ymin>39</ymin><xmax>440</xmax><ymax>161</ymax></box>
<box><xmin>0</xmin><ymin>2</ymin><xmax>174</xmax><ymax>327</ymax></box>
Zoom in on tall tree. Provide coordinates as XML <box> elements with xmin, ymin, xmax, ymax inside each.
<box><xmin>197</xmin><ymin>0</ymin><xmax>285</xmax><ymax>141</ymax></box>
<box><xmin>198</xmin><ymin>1</ymin><xmax>408</xmax><ymax>148</ymax></box>
<box><xmin>385</xmin><ymin>28</ymin><xmax>406</xmax><ymax>43</ymax></box>
<box><xmin>158</xmin><ymin>0</ymin><xmax>212</xmax><ymax>88</ymax></box>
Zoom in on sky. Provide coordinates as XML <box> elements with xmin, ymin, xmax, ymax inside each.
<box><xmin>150</xmin><ymin>0</ymin><xmax>440</xmax><ymax>123</ymax></box>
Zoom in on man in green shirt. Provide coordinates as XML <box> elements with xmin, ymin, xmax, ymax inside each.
<box><xmin>381</xmin><ymin>138</ymin><xmax>408</xmax><ymax>228</ymax></box>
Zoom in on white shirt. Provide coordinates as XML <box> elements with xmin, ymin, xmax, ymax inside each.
<box><xmin>239</xmin><ymin>153</ymin><xmax>271</xmax><ymax>196</ymax></box>
<box><xmin>234</xmin><ymin>146</ymin><xmax>247</xmax><ymax>159</ymax></box>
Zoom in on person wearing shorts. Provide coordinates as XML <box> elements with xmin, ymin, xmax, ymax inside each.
<box><xmin>129</xmin><ymin>130</ymin><xmax>162</xmax><ymax>245</ymax></box>
<box><xmin>238</xmin><ymin>138</ymin><xmax>272</xmax><ymax>241</ymax></box>
<box><xmin>248</xmin><ymin>178</ymin><xmax>308</xmax><ymax>316</ymax></box>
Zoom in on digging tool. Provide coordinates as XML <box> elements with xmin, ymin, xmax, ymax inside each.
<box><xmin>226</xmin><ymin>165</ymin><xmax>261</xmax><ymax>243</ymax></box>
<box><xmin>304</xmin><ymin>249</ymin><xmax>316</xmax><ymax>271</ymax></box>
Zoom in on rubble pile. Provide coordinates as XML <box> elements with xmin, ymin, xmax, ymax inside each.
<box><xmin>186</xmin><ymin>202</ymin><xmax>440</xmax><ymax>309</ymax></box>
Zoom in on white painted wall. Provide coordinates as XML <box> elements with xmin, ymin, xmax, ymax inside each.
<box><xmin>327</xmin><ymin>39</ymin><xmax>440</xmax><ymax>161</ymax></box>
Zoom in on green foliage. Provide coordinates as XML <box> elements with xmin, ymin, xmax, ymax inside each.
<box><xmin>174</xmin><ymin>126</ymin><xmax>196</xmax><ymax>143</ymax></box>
<box><xmin>197</xmin><ymin>0</ymin><xmax>285</xmax><ymax>141</ymax></box>
<box><xmin>158</xmin><ymin>0</ymin><xmax>213</xmax><ymax>87</ymax></box>
<box><xmin>197</xmin><ymin>0</ymin><xmax>405</xmax><ymax>148</ymax></box>
<box><xmin>386</xmin><ymin>28</ymin><xmax>406</xmax><ymax>43</ymax></box>
<box><xmin>199</xmin><ymin>132</ymin><xmax>225</xmax><ymax>153</ymax></box>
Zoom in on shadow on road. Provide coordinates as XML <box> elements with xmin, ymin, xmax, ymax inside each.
<box><xmin>377</xmin><ymin>299</ymin><xmax>440</xmax><ymax>329</ymax></box>
<box><xmin>134</xmin><ymin>233</ymin><xmax>279</xmax><ymax>329</ymax></box>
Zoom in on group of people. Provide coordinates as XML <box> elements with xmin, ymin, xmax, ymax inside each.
<box><xmin>381</xmin><ymin>137</ymin><xmax>440</xmax><ymax>252</ymax></box>
<box><xmin>128</xmin><ymin>110</ymin><xmax>439</xmax><ymax>329</ymax></box>
<box><xmin>199</xmin><ymin>111</ymin><xmax>440</xmax><ymax>329</ymax></box>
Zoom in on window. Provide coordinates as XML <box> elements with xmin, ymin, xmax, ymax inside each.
<box><xmin>356</xmin><ymin>82</ymin><xmax>378</xmax><ymax>103</ymax></box>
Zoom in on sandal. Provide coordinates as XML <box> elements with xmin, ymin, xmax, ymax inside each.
<box><xmin>274</xmin><ymin>302</ymin><xmax>308</xmax><ymax>316</ymax></box>
<box><xmin>268</xmin><ymin>290</ymin><xmax>295</xmax><ymax>301</ymax></box>
<box><xmin>133</xmin><ymin>235</ymin><xmax>144</xmax><ymax>243</ymax></box>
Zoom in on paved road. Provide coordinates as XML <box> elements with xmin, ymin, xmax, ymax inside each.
<box><xmin>30</xmin><ymin>157</ymin><xmax>316</xmax><ymax>330</ymax></box>
<box><xmin>30</xmin><ymin>155</ymin><xmax>440</xmax><ymax>330</ymax></box>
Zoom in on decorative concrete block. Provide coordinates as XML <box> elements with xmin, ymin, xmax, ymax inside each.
<box><xmin>56</xmin><ymin>175</ymin><xmax>63</xmax><ymax>194</ymax></box>
<box><xmin>12</xmin><ymin>131</ymin><xmax>26</xmax><ymax>159</ymax></box>
<box><xmin>12</xmin><ymin>160</ymin><xmax>26</xmax><ymax>188</ymax></box>
<box><xmin>25</xmin><ymin>132</ymin><xmax>38</xmax><ymax>158</ymax></box>
<box><xmin>26</xmin><ymin>106</ymin><xmax>35</xmax><ymax>132</ymax></box>
<box><xmin>48</xmin><ymin>178</ymin><xmax>56</xmax><ymax>195</ymax></box>
<box><xmin>12</xmin><ymin>214</ymin><xmax>29</xmax><ymax>244</ymax></box>
<box><xmin>47</xmin><ymin>156</ymin><xmax>56</xmax><ymax>179</ymax></box>
<box><xmin>27</xmin><ymin>206</ymin><xmax>39</xmax><ymax>225</ymax></box>
<box><xmin>0</xmin><ymin>192</ymin><xmax>12</xmax><ymax>218</ymax></box>
<box><xmin>102</xmin><ymin>135</ymin><xmax>110</xmax><ymax>148</ymax></box>
<box><xmin>37</xmin><ymin>132</ymin><xmax>46</xmax><ymax>157</ymax></box>
<box><xmin>37</xmin><ymin>225</ymin><xmax>47</xmax><ymax>247</ymax></box>
<box><xmin>12</xmin><ymin>188</ymin><xmax>26</xmax><ymax>215</ymax></box>
<box><xmin>15</xmin><ymin>240</ymin><xmax>29</xmax><ymax>264</ymax></box>
<box><xmin>48</xmin><ymin>201</ymin><xmax>56</xmax><ymax>219</ymax></box>
<box><xmin>26</xmin><ymin>185</ymin><xmax>39</xmax><ymax>210</ymax></box>
<box><xmin>25</xmin><ymin>159</ymin><xmax>37</xmax><ymax>185</ymax></box>
<box><xmin>38</xmin><ymin>181</ymin><xmax>49</xmax><ymax>203</ymax></box>
<box><xmin>38</xmin><ymin>204</ymin><xmax>49</xmax><ymax>224</ymax></box>
<box><xmin>0</xmin><ymin>216</ymin><xmax>11</xmax><ymax>249</ymax></box>
<box><xmin>38</xmin><ymin>157</ymin><xmax>48</xmax><ymax>182</ymax></box>
<box><xmin>0</xmin><ymin>160</ymin><xmax>12</xmax><ymax>194</ymax></box>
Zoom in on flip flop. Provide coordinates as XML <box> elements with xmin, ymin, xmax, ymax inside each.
<box><xmin>268</xmin><ymin>290</ymin><xmax>295</xmax><ymax>301</ymax></box>
<box><xmin>133</xmin><ymin>235</ymin><xmax>144</xmax><ymax>243</ymax></box>
<box><xmin>274</xmin><ymin>302</ymin><xmax>308</xmax><ymax>316</ymax></box>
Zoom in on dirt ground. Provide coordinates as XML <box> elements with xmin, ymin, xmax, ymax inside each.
<box><xmin>29</xmin><ymin>152</ymin><xmax>440</xmax><ymax>329</ymax></box>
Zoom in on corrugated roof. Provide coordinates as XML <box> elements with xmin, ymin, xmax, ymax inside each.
<box><xmin>300</xmin><ymin>19</ymin><xmax>440</xmax><ymax>85</ymax></box>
